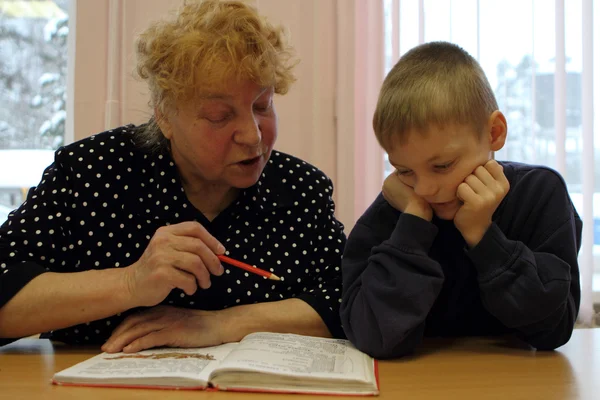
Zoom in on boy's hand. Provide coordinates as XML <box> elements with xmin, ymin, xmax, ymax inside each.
<box><xmin>383</xmin><ymin>172</ymin><xmax>433</xmax><ymax>221</ymax></box>
<box><xmin>454</xmin><ymin>160</ymin><xmax>509</xmax><ymax>247</ymax></box>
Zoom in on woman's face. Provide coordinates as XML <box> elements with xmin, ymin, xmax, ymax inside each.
<box><xmin>159</xmin><ymin>80</ymin><xmax>277</xmax><ymax>191</ymax></box>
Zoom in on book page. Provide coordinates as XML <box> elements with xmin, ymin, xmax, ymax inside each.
<box><xmin>214</xmin><ymin>332</ymin><xmax>372</xmax><ymax>381</ymax></box>
<box><xmin>54</xmin><ymin>343</ymin><xmax>238</xmax><ymax>386</ymax></box>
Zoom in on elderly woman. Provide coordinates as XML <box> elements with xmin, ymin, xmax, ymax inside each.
<box><xmin>0</xmin><ymin>0</ymin><xmax>345</xmax><ymax>352</ymax></box>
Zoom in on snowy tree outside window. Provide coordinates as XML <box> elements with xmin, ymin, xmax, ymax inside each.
<box><xmin>0</xmin><ymin>0</ymin><xmax>69</xmax><ymax>224</ymax></box>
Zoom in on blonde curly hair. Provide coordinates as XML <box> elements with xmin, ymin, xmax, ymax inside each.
<box><xmin>135</xmin><ymin>0</ymin><xmax>297</xmax><ymax>150</ymax></box>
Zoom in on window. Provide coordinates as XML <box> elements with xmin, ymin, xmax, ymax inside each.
<box><xmin>383</xmin><ymin>0</ymin><xmax>599</xmax><ymax>294</ymax></box>
<box><xmin>0</xmin><ymin>0</ymin><xmax>69</xmax><ymax>225</ymax></box>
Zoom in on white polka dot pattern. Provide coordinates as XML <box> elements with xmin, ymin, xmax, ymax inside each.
<box><xmin>0</xmin><ymin>125</ymin><xmax>347</xmax><ymax>344</ymax></box>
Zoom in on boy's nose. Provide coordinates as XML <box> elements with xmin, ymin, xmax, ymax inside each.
<box><xmin>413</xmin><ymin>178</ymin><xmax>438</xmax><ymax>197</ymax></box>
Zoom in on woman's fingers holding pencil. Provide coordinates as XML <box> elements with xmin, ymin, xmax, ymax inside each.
<box><xmin>166</xmin><ymin>221</ymin><xmax>226</xmax><ymax>276</ymax></box>
<box><xmin>123</xmin><ymin>222</ymin><xmax>227</xmax><ymax>308</ymax></box>
<box><xmin>171</xmin><ymin>221</ymin><xmax>226</xmax><ymax>278</ymax></box>
<box><xmin>172</xmin><ymin>221</ymin><xmax>226</xmax><ymax>255</ymax></box>
<box><xmin>172</xmin><ymin>252</ymin><xmax>212</xmax><ymax>290</ymax></box>
<box><xmin>172</xmin><ymin>235</ymin><xmax>225</xmax><ymax>277</ymax></box>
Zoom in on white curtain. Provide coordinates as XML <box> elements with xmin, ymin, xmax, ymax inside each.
<box><xmin>382</xmin><ymin>0</ymin><xmax>596</xmax><ymax>325</ymax></box>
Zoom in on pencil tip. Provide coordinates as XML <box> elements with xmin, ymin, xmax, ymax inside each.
<box><xmin>270</xmin><ymin>274</ymin><xmax>282</xmax><ymax>281</ymax></box>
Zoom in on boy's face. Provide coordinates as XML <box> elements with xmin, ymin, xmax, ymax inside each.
<box><xmin>387</xmin><ymin>123</ymin><xmax>496</xmax><ymax>220</ymax></box>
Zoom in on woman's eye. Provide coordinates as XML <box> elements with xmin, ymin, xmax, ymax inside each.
<box><xmin>206</xmin><ymin>114</ymin><xmax>231</xmax><ymax>123</ymax></box>
<box><xmin>254</xmin><ymin>103</ymin><xmax>272</xmax><ymax>112</ymax></box>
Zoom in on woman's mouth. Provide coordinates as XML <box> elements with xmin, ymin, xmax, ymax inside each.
<box><xmin>238</xmin><ymin>156</ymin><xmax>261</xmax><ymax>166</ymax></box>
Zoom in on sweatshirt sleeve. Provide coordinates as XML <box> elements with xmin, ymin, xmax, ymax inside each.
<box><xmin>340</xmin><ymin>209</ymin><xmax>445</xmax><ymax>359</ymax></box>
<box><xmin>468</xmin><ymin>175</ymin><xmax>581</xmax><ymax>350</ymax></box>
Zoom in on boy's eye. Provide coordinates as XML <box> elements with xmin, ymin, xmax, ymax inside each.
<box><xmin>434</xmin><ymin>161</ymin><xmax>454</xmax><ymax>170</ymax></box>
<box><xmin>396</xmin><ymin>169</ymin><xmax>413</xmax><ymax>176</ymax></box>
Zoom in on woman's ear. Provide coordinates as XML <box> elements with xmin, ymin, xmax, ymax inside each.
<box><xmin>154</xmin><ymin>107</ymin><xmax>172</xmax><ymax>140</ymax></box>
<box><xmin>487</xmin><ymin>110</ymin><xmax>507</xmax><ymax>152</ymax></box>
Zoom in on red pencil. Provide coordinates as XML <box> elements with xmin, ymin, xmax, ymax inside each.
<box><xmin>217</xmin><ymin>255</ymin><xmax>281</xmax><ymax>281</ymax></box>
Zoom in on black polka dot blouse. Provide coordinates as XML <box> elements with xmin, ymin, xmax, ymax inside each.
<box><xmin>0</xmin><ymin>124</ymin><xmax>346</xmax><ymax>346</ymax></box>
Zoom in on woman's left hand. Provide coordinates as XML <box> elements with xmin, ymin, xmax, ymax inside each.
<box><xmin>101</xmin><ymin>305</ymin><xmax>224</xmax><ymax>353</ymax></box>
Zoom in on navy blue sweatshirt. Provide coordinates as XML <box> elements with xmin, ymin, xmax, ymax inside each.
<box><xmin>340</xmin><ymin>162</ymin><xmax>582</xmax><ymax>358</ymax></box>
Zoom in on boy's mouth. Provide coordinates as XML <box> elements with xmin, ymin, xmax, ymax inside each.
<box><xmin>431</xmin><ymin>200</ymin><xmax>455</xmax><ymax>207</ymax></box>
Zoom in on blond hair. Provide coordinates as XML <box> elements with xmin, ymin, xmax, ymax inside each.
<box><xmin>135</xmin><ymin>0</ymin><xmax>296</xmax><ymax>150</ymax></box>
<box><xmin>373</xmin><ymin>41</ymin><xmax>498</xmax><ymax>149</ymax></box>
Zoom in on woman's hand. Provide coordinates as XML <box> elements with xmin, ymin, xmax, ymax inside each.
<box><xmin>101</xmin><ymin>306</ymin><xmax>224</xmax><ymax>353</ymax></box>
<box><xmin>383</xmin><ymin>172</ymin><xmax>433</xmax><ymax>221</ymax></box>
<box><xmin>123</xmin><ymin>221</ymin><xmax>226</xmax><ymax>308</ymax></box>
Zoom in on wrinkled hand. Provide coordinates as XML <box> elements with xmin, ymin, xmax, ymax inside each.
<box><xmin>383</xmin><ymin>171</ymin><xmax>433</xmax><ymax>221</ymax></box>
<box><xmin>124</xmin><ymin>221</ymin><xmax>226</xmax><ymax>308</ymax></box>
<box><xmin>454</xmin><ymin>160</ymin><xmax>509</xmax><ymax>247</ymax></box>
<box><xmin>101</xmin><ymin>306</ymin><xmax>224</xmax><ymax>353</ymax></box>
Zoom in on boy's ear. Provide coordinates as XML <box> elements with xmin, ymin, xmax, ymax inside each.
<box><xmin>154</xmin><ymin>107</ymin><xmax>173</xmax><ymax>140</ymax></box>
<box><xmin>487</xmin><ymin>110</ymin><xmax>507</xmax><ymax>152</ymax></box>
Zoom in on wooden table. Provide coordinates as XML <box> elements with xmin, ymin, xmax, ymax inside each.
<box><xmin>1</xmin><ymin>328</ymin><xmax>599</xmax><ymax>399</ymax></box>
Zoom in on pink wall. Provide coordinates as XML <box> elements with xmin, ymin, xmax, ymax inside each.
<box><xmin>257</xmin><ymin>0</ymin><xmax>338</xmax><ymax>184</ymax></box>
<box><xmin>68</xmin><ymin>0</ymin><xmax>110</xmax><ymax>141</ymax></box>
<box><xmin>69</xmin><ymin>0</ymin><xmax>180</xmax><ymax>141</ymax></box>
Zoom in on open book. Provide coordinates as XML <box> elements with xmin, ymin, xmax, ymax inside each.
<box><xmin>52</xmin><ymin>332</ymin><xmax>379</xmax><ymax>395</ymax></box>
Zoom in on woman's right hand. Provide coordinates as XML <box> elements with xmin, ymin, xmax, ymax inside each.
<box><xmin>123</xmin><ymin>221</ymin><xmax>225</xmax><ymax>308</ymax></box>
<box><xmin>382</xmin><ymin>172</ymin><xmax>433</xmax><ymax>221</ymax></box>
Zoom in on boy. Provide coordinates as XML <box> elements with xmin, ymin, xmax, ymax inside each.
<box><xmin>340</xmin><ymin>42</ymin><xmax>581</xmax><ymax>359</ymax></box>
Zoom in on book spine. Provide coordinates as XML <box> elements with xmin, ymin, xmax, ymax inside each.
<box><xmin>51</xmin><ymin>380</ymin><xmax>207</xmax><ymax>391</ymax></box>
<box><xmin>213</xmin><ymin>385</ymin><xmax>378</xmax><ymax>396</ymax></box>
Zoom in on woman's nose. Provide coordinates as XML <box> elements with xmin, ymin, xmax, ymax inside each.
<box><xmin>233</xmin><ymin>115</ymin><xmax>262</xmax><ymax>147</ymax></box>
